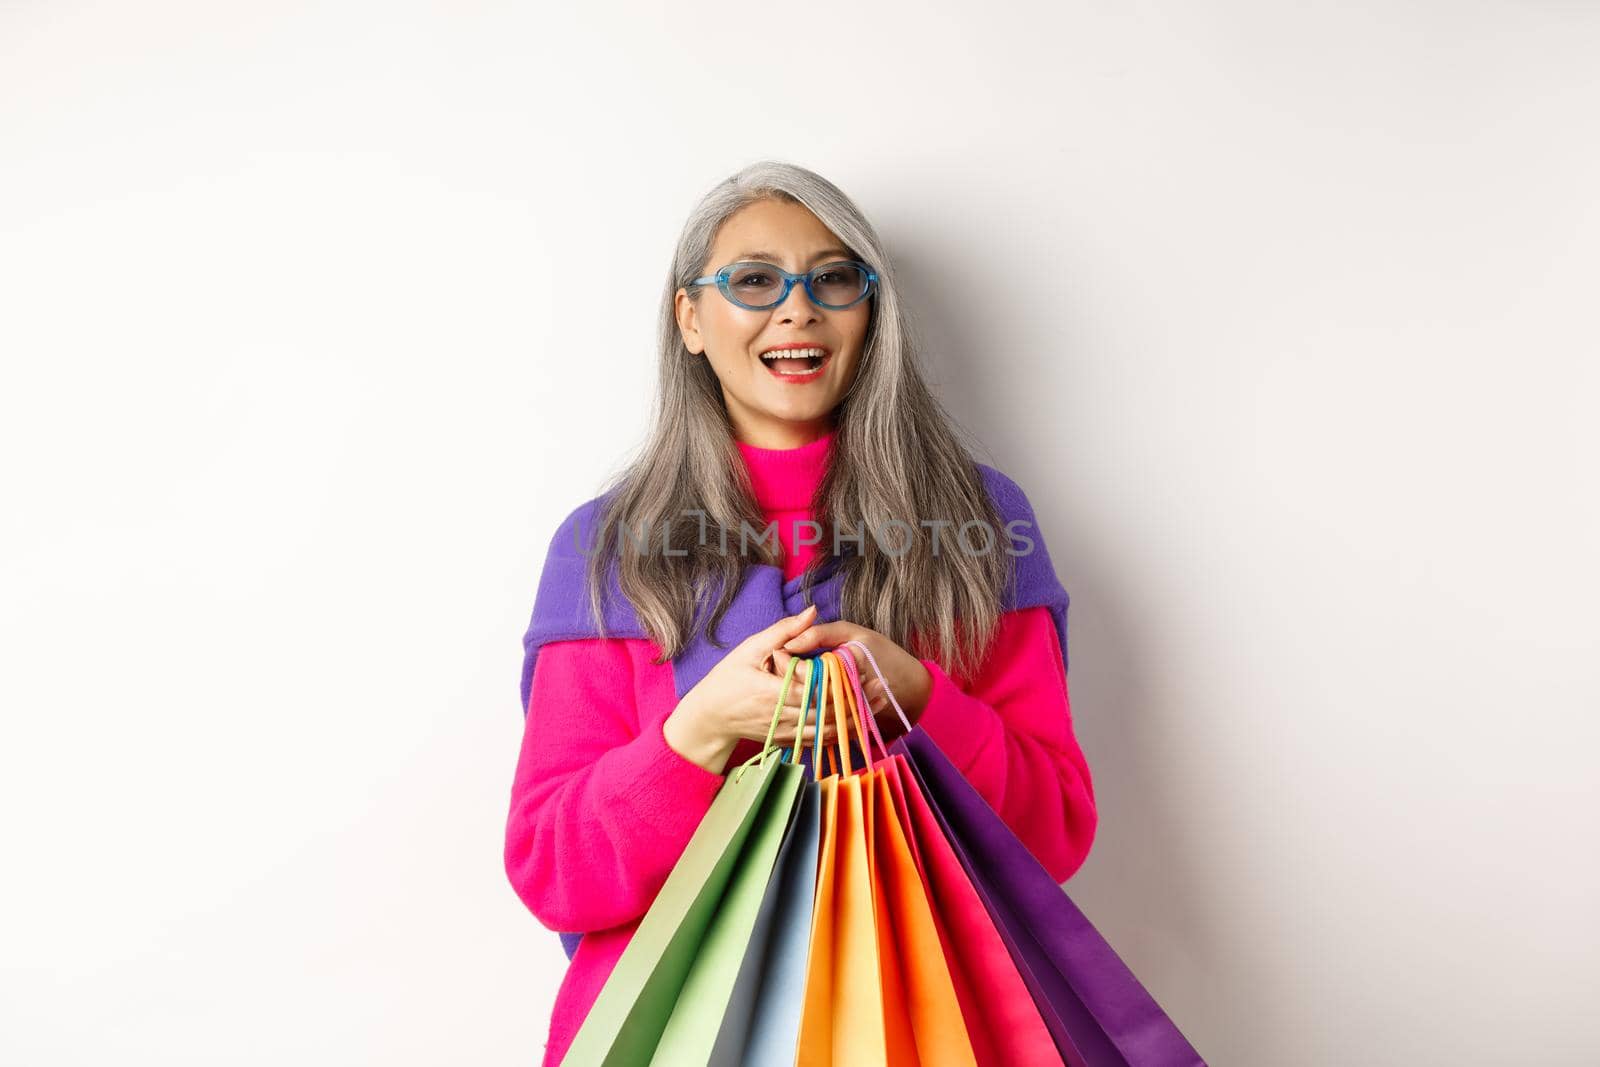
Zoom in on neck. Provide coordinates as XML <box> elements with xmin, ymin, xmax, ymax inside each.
<box><xmin>730</xmin><ymin>416</ymin><xmax>835</xmax><ymax>451</ymax></box>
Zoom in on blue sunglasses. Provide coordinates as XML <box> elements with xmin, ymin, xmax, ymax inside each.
<box><xmin>689</xmin><ymin>259</ymin><xmax>879</xmax><ymax>312</ymax></box>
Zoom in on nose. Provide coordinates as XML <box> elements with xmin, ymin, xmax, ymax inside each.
<box><xmin>775</xmin><ymin>279</ymin><xmax>821</xmax><ymax>323</ymax></box>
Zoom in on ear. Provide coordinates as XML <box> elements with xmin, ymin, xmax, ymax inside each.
<box><xmin>674</xmin><ymin>288</ymin><xmax>705</xmax><ymax>355</ymax></box>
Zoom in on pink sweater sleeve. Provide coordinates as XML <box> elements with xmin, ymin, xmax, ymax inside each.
<box><xmin>503</xmin><ymin>636</ymin><xmax>727</xmax><ymax>933</ymax></box>
<box><xmin>912</xmin><ymin>605</ymin><xmax>1098</xmax><ymax>884</ymax></box>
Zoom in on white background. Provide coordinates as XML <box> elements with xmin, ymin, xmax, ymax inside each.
<box><xmin>3</xmin><ymin>2</ymin><xmax>1596</xmax><ymax>1064</ymax></box>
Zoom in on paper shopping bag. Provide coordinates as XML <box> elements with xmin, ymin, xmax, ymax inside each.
<box><xmin>706</xmin><ymin>778</ymin><xmax>821</xmax><ymax>1066</ymax></box>
<box><xmin>867</xmin><ymin>765</ymin><xmax>986</xmax><ymax>1065</ymax></box>
<box><xmin>796</xmin><ymin>654</ymin><xmax>890</xmax><ymax>1067</ymax></box>
<box><xmin>831</xmin><ymin>645</ymin><xmax>1056</xmax><ymax>1066</ymax></box>
<box><xmin>894</xmin><ymin>728</ymin><xmax>1206</xmax><ymax>1067</ymax></box>
<box><xmin>564</xmin><ymin>659</ymin><xmax>812</xmax><ymax>1066</ymax></box>
<box><xmin>649</xmin><ymin>756</ymin><xmax>805</xmax><ymax>1063</ymax></box>
<box><xmin>826</xmin><ymin>650</ymin><xmax>977</xmax><ymax>1066</ymax></box>
<box><xmin>706</xmin><ymin>656</ymin><xmax>832</xmax><ymax>1067</ymax></box>
<box><xmin>879</xmin><ymin>754</ymin><xmax>1062</xmax><ymax>1066</ymax></box>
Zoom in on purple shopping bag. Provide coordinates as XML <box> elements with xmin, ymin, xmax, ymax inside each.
<box><xmin>890</xmin><ymin>727</ymin><xmax>1207</xmax><ymax>1067</ymax></box>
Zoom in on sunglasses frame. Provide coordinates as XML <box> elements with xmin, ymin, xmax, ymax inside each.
<box><xmin>688</xmin><ymin>259</ymin><xmax>879</xmax><ymax>311</ymax></box>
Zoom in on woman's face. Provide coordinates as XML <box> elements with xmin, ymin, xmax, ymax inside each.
<box><xmin>675</xmin><ymin>198</ymin><xmax>871</xmax><ymax>449</ymax></box>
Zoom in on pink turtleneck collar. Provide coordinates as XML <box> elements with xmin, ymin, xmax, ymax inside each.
<box><xmin>735</xmin><ymin>430</ymin><xmax>834</xmax><ymax>512</ymax></box>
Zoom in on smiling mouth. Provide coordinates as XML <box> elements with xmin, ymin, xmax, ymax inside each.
<box><xmin>758</xmin><ymin>347</ymin><xmax>831</xmax><ymax>377</ymax></box>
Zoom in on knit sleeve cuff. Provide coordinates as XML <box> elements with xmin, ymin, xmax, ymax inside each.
<box><xmin>611</xmin><ymin>713</ymin><xmax>728</xmax><ymax>841</ymax></box>
<box><xmin>913</xmin><ymin>656</ymin><xmax>1002</xmax><ymax>776</ymax></box>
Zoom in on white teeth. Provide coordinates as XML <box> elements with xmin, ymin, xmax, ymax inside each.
<box><xmin>759</xmin><ymin>346</ymin><xmax>828</xmax><ymax>370</ymax></box>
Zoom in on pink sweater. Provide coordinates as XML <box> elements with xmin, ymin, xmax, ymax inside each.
<box><xmin>504</xmin><ymin>431</ymin><xmax>1098</xmax><ymax>1066</ymax></box>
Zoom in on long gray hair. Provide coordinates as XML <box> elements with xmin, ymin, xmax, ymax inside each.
<box><xmin>582</xmin><ymin>160</ymin><xmax>1012</xmax><ymax>683</ymax></box>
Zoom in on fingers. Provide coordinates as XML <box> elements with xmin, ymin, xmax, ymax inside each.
<box><xmin>770</xmin><ymin>648</ymin><xmax>798</xmax><ymax>678</ymax></box>
<box><xmin>782</xmin><ymin>619</ymin><xmax>846</xmax><ymax>653</ymax></box>
<box><xmin>757</xmin><ymin>663</ymin><xmax>816</xmax><ymax>740</ymax></box>
<box><xmin>780</xmin><ymin>656</ymin><xmax>819</xmax><ymax>701</ymax></box>
<box><xmin>744</xmin><ymin>603</ymin><xmax>820</xmax><ymax>664</ymax></box>
<box><xmin>772</xmin><ymin>720</ymin><xmax>837</xmax><ymax>749</ymax></box>
<box><xmin>771</xmin><ymin>650</ymin><xmax>831</xmax><ymax>695</ymax></box>
<box><xmin>769</xmin><ymin>668</ymin><xmax>832</xmax><ymax>739</ymax></box>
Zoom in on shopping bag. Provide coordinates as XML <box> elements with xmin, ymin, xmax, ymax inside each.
<box><xmin>702</xmin><ymin>658</ymin><xmax>824</xmax><ymax>1067</ymax></box>
<box><xmin>896</xmin><ymin>732</ymin><xmax>1204</xmax><ymax>1065</ymax></box>
<box><xmin>835</xmin><ymin>648</ymin><xmax>1059</xmax><ymax>1066</ymax></box>
<box><xmin>650</xmin><ymin>756</ymin><xmax>804</xmax><ymax>1062</ymax></box>
<box><xmin>845</xmin><ymin>640</ymin><xmax>1206</xmax><ymax>1067</ymax></box>
<box><xmin>826</xmin><ymin>650</ymin><xmax>978</xmax><ymax>1067</ymax></box>
<box><xmin>563</xmin><ymin>659</ymin><xmax>812</xmax><ymax>1066</ymax></box>
<box><xmin>796</xmin><ymin>654</ymin><xmax>890</xmax><ymax>1067</ymax></box>
<box><xmin>883</xmin><ymin>718</ymin><xmax>1203</xmax><ymax>1061</ymax></box>
<box><xmin>820</xmin><ymin>652</ymin><xmax>918</xmax><ymax>1065</ymax></box>
<box><xmin>880</xmin><ymin>753</ymin><xmax>1064</xmax><ymax>1066</ymax></box>
<box><xmin>706</xmin><ymin>778</ymin><xmax>821</xmax><ymax>1066</ymax></box>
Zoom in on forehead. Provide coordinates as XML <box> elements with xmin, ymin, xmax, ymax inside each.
<box><xmin>711</xmin><ymin>199</ymin><xmax>853</xmax><ymax>268</ymax></box>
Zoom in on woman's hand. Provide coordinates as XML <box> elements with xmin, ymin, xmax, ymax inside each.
<box><xmin>773</xmin><ymin>620</ymin><xmax>933</xmax><ymax>740</ymax></box>
<box><xmin>665</xmin><ymin>603</ymin><xmax>839</xmax><ymax>775</ymax></box>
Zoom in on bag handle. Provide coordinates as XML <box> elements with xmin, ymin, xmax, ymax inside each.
<box><xmin>829</xmin><ymin>650</ymin><xmax>880</xmax><ymax>772</ymax></box>
<box><xmin>731</xmin><ymin>643</ymin><xmax>902</xmax><ymax>785</ymax></box>
<box><xmin>832</xmin><ymin>646</ymin><xmax>891</xmax><ymax>764</ymax></box>
<box><xmin>782</xmin><ymin>656</ymin><xmax>817</xmax><ymax>768</ymax></box>
<box><xmin>819</xmin><ymin>652</ymin><xmax>856</xmax><ymax>777</ymax></box>
<box><xmin>832</xmin><ymin>643</ymin><xmax>896</xmax><ymax>767</ymax></box>
<box><xmin>841</xmin><ymin>639</ymin><xmax>915</xmax><ymax>735</ymax></box>
<box><xmin>817</xmin><ymin>654</ymin><xmax>838</xmax><ymax>777</ymax></box>
<box><xmin>786</xmin><ymin>655</ymin><xmax>836</xmax><ymax>778</ymax></box>
<box><xmin>825</xmin><ymin>652</ymin><xmax>851</xmax><ymax>777</ymax></box>
<box><xmin>733</xmin><ymin>654</ymin><xmax>808</xmax><ymax>783</ymax></box>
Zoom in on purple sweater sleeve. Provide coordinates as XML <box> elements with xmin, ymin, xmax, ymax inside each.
<box><xmin>912</xmin><ymin>605</ymin><xmax>1099</xmax><ymax>883</ymax></box>
<box><xmin>503</xmin><ymin>636</ymin><xmax>726</xmax><ymax>933</ymax></box>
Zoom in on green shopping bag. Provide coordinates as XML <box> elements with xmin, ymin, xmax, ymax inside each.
<box><xmin>708</xmin><ymin>776</ymin><xmax>820</xmax><ymax>1066</ymax></box>
<box><xmin>563</xmin><ymin>658</ymin><xmax>815</xmax><ymax>1066</ymax></box>
<box><xmin>706</xmin><ymin>657</ymin><xmax>827</xmax><ymax>1066</ymax></box>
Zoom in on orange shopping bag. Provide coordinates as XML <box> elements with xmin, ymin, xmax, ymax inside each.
<box><xmin>797</xmin><ymin>651</ymin><xmax>888</xmax><ymax>1066</ymax></box>
<box><xmin>827</xmin><ymin>651</ymin><xmax>978</xmax><ymax>1066</ymax></box>
<box><xmin>798</xmin><ymin>650</ymin><xmax>981</xmax><ymax>1066</ymax></box>
<box><xmin>837</xmin><ymin>646</ymin><xmax>1061</xmax><ymax>1066</ymax></box>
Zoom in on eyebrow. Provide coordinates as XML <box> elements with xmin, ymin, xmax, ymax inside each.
<box><xmin>729</xmin><ymin>248</ymin><xmax>854</xmax><ymax>266</ymax></box>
